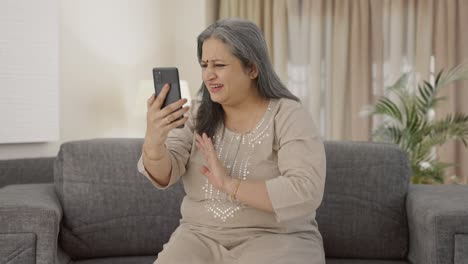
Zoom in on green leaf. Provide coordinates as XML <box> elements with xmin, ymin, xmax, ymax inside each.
<box><xmin>373</xmin><ymin>98</ymin><xmax>403</xmax><ymax>123</ymax></box>
<box><xmin>434</xmin><ymin>69</ymin><xmax>443</xmax><ymax>87</ymax></box>
<box><xmin>368</xmin><ymin>62</ymin><xmax>468</xmax><ymax>184</ymax></box>
<box><xmin>387</xmin><ymin>73</ymin><xmax>410</xmax><ymax>92</ymax></box>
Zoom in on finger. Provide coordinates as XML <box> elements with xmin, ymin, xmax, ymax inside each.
<box><xmin>195</xmin><ymin>137</ymin><xmax>204</xmax><ymax>150</ymax></box>
<box><xmin>195</xmin><ymin>134</ymin><xmax>207</xmax><ymax>153</ymax></box>
<box><xmin>202</xmin><ymin>133</ymin><xmax>216</xmax><ymax>157</ymax></box>
<box><xmin>195</xmin><ymin>141</ymin><xmax>208</xmax><ymax>161</ymax></box>
<box><xmin>153</xmin><ymin>110</ymin><xmax>176</xmax><ymax>130</ymax></box>
<box><xmin>195</xmin><ymin>134</ymin><xmax>201</xmax><ymax>146</ymax></box>
<box><xmin>165</xmin><ymin>106</ymin><xmax>190</xmax><ymax>125</ymax></box>
<box><xmin>205</xmin><ymin>134</ymin><xmax>216</xmax><ymax>153</ymax></box>
<box><xmin>152</xmin><ymin>84</ymin><xmax>170</xmax><ymax>110</ymax></box>
<box><xmin>201</xmin><ymin>133</ymin><xmax>211</xmax><ymax>154</ymax></box>
<box><xmin>200</xmin><ymin>166</ymin><xmax>209</xmax><ymax>176</ymax></box>
<box><xmin>195</xmin><ymin>133</ymin><xmax>204</xmax><ymax>145</ymax></box>
<box><xmin>200</xmin><ymin>166</ymin><xmax>215</xmax><ymax>180</ymax></box>
<box><xmin>160</xmin><ymin>98</ymin><xmax>189</xmax><ymax>117</ymax></box>
<box><xmin>146</xmin><ymin>93</ymin><xmax>156</xmax><ymax>109</ymax></box>
<box><xmin>202</xmin><ymin>132</ymin><xmax>209</xmax><ymax>144</ymax></box>
<box><xmin>167</xmin><ymin>116</ymin><xmax>189</xmax><ymax>130</ymax></box>
<box><xmin>200</xmin><ymin>134</ymin><xmax>212</xmax><ymax>153</ymax></box>
<box><xmin>159</xmin><ymin>104</ymin><xmax>188</xmax><ymax>127</ymax></box>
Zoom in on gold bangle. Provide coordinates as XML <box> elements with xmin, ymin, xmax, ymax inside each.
<box><xmin>230</xmin><ymin>178</ymin><xmax>241</xmax><ymax>202</ymax></box>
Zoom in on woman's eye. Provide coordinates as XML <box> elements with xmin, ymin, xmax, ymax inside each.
<box><xmin>200</xmin><ymin>64</ymin><xmax>207</xmax><ymax>68</ymax></box>
<box><xmin>215</xmin><ymin>64</ymin><xmax>226</xmax><ymax>67</ymax></box>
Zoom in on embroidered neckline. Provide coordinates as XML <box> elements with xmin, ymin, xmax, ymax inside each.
<box><xmin>223</xmin><ymin>99</ymin><xmax>277</xmax><ymax>137</ymax></box>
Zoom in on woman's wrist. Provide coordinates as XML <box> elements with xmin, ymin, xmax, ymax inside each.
<box><xmin>224</xmin><ymin>177</ymin><xmax>241</xmax><ymax>202</ymax></box>
<box><xmin>142</xmin><ymin>144</ymin><xmax>166</xmax><ymax>161</ymax></box>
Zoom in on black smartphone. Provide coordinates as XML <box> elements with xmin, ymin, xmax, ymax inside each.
<box><xmin>153</xmin><ymin>67</ymin><xmax>184</xmax><ymax>128</ymax></box>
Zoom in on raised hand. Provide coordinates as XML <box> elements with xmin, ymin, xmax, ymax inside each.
<box><xmin>195</xmin><ymin>133</ymin><xmax>233</xmax><ymax>192</ymax></box>
<box><xmin>143</xmin><ymin>84</ymin><xmax>190</xmax><ymax>160</ymax></box>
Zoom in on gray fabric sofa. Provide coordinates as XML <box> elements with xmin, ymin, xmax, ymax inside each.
<box><xmin>1</xmin><ymin>138</ymin><xmax>467</xmax><ymax>264</ymax></box>
<box><xmin>0</xmin><ymin>157</ymin><xmax>54</xmax><ymax>188</ymax></box>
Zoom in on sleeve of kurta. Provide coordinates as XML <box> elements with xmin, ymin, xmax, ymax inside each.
<box><xmin>137</xmin><ymin>100</ymin><xmax>198</xmax><ymax>189</ymax></box>
<box><xmin>265</xmin><ymin>102</ymin><xmax>326</xmax><ymax>222</ymax></box>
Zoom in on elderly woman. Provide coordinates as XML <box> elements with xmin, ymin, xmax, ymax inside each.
<box><xmin>138</xmin><ymin>18</ymin><xmax>326</xmax><ymax>264</ymax></box>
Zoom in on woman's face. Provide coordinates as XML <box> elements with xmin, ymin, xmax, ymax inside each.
<box><xmin>200</xmin><ymin>37</ymin><xmax>258</xmax><ymax>106</ymax></box>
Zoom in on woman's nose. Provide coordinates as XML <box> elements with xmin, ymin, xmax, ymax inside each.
<box><xmin>204</xmin><ymin>66</ymin><xmax>216</xmax><ymax>80</ymax></box>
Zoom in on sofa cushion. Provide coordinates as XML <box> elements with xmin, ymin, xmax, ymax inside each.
<box><xmin>0</xmin><ymin>157</ymin><xmax>54</xmax><ymax>188</ymax></box>
<box><xmin>0</xmin><ymin>233</ymin><xmax>36</xmax><ymax>264</ymax></box>
<box><xmin>0</xmin><ymin>184</ymin><xmax>61</xmax><ymax>264</ymax></box>
<box><xmin>54</xmin><ymin>138</ymin><xmax>185</xmax><ymax>259</ymax></box>
<box><xmin>455</xmin><ymin>234</ymin><xmax>468</xmax><ymax>263</ymax></box>
<box><xmin>317</xmin><ymin>141</ymin><xmax>410</xmax><ymax>259</ymax></box>
<box><xmin>407</xmin><ymin>184</ymin><xmax>468</xmax><ymax>264</ymax></box>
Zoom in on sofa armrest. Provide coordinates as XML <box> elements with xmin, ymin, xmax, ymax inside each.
<box><xmin>407</xmin><ymin>184</ymin><xmax>468</xmax><ymax>264</ymax></box>
<box><xmin>0</xmin><ymin>184</ymin><xmax>62</xmax><ymax>264</ymax></box>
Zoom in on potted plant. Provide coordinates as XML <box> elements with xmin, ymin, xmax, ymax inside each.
<box><xmin>365</xmin><ymin>64</ymin><xmax>468</xmax><ymax>184</ymax></box>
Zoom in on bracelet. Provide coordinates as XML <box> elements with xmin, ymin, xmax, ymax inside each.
<box><xmin>230</xmin><ymin>178</ymin><xmax>241</xmax><ymax>202</ymax></box>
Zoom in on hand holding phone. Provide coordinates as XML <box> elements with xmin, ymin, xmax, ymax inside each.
<box><xmin>153</xmin><ymin>67</ymin><xmax>185</xmax><ymax>128</ymax></box>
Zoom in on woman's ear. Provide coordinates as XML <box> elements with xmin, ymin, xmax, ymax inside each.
<box><xmin>249</xmin><ymin>63</ymin><xmax>259</xmax><ymax>79</ymax></box>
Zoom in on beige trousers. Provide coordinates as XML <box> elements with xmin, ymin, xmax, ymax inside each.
<box><xmin>154</xmin><ymin>225</ymin><xmax>325</xmax><ymax>264</ymax></box>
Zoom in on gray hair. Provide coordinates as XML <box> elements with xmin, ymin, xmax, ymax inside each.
<box><xmin>195</xmin><ymin>18</ymin><xmax>299</xmax><ymax>137</ymax></box>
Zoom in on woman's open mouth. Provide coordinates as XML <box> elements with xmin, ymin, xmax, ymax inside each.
<box><xmin>209</xmin><ymin>84</ymin><xmax>224</xmax><ymax>93</ymax></box>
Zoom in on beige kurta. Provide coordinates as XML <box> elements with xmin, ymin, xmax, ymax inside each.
<box><xmin>138</xmin><ymin>98</ymin><xmax>326</xmax><ymax>264</ymax></box>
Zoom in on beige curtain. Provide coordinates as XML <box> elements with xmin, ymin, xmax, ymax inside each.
<box><xmin>286</xmin><ymin>0</ymin><xmax>324</xmax><ymax>129</ymax></box>
<box><xmin>380</xmin><ymin>0</ymin><xmax>468</xmax><ymax>183</ymax></box>
<box><xmin>218</xmin><ymin>0</ymin><xmax>289</xmax><ymax>82</ymax></box>
<box><xmin>286</xmin><ymin>0</ymin><xmax>468</xmax><ymax>183</ymax></box>
<box><xmin>331</xmin><ymin>0</ymin><xmax>372</xmax><ymax>141</ymax></box>
<box><xmin>432</xmin><ymin>0</ymin><xmax>468</xmax><ymax>183</ymax></box>
<box><xmin>286</xmin><ymin>0</ymin><xmax>374</xmax><ymax>139</ymax></box>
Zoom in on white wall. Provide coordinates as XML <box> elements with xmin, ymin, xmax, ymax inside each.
<box><xmin>0</xmin><ymin>0</ymin><xmax>209</xmax><ymax>159</ymax></box>
<box><xmin>0</xmin><ymin>0</ymin><xmax>60</xmax><ymax>144</ymax></box>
